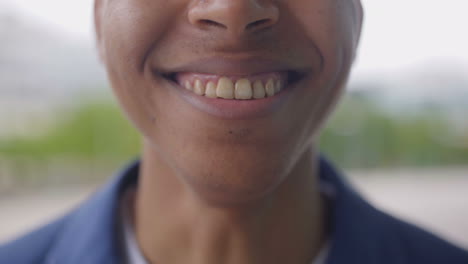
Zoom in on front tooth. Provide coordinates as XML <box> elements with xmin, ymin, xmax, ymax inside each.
<box><xmin>194</xmin><ymin>79</ymin><xmax>205</xmax><ymax>95</ymax></box>
<box><xmin>216</xmin><ymin>77</ymin><xmax>234</xmax><ymax>99</ymax></box>
<box><xmin>265</xmin><ymin>79</ymin><xmax>275</xmax><ymax>97</ymax></box>
<box><xmin>184</xmin><ymin>81</ymin><xmax>193</xmax><ymax>91</ymax></box>
<box><xmin>253</xmin><ymin>80</ymin><xmax>266</xmax><ymax>99</ymax></box>
<box><xmin>274</xmin><ymin>80</ymin><xmax>282</xmax><ymax>93</ymax></box>
<box><xmin>235</xmin><ymin>79</ymin><xmax>253</xmax><ymax>100</ymax></box>
<box><xmin>205</xmin><ymin>81</ymin><xmax>217</xmax><ymax>98</ymax></box>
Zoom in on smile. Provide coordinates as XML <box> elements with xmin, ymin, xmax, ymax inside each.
<box><xmin>156</xmin><ymin>57</ymin><xmax>308</xmax><ymax>119</ymax></box>
<box><xmin>173</xmin><ymin>72</ymin><xmax>290</xmax><ymax>100</ymax></box>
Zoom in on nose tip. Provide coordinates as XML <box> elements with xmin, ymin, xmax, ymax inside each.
<box><xmin>188</xmin><ymin>0</ymin><xmax>279</xmax><ymax>35</ymax></box>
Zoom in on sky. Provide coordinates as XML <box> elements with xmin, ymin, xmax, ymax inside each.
<box><xmin>1</xmin><ymin>0</ymin><xmax>468</xmax><ymax>78</ymax></box>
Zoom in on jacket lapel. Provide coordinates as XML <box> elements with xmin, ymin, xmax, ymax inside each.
<box><xmin>320</xmin><ymin>158</ymin><xmax>405</xmax><ymax>264</ymax></box>
<box><xmin>45</xmin><ymin>161</ymin><xmax>139</xmax><ymax>264</ymax></box>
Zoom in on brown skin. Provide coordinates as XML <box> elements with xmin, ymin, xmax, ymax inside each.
<box><xmin>95</xmin><ymin>0</ymin><xmax>362</xmax><ymax>263</ymax></box>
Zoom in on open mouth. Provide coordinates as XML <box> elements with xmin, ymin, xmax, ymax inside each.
<box><xmin>162</xmin><ymin>71</ymin><xmax>305</xmax><ymax>100</ymax></box>
<box><xmin>153</xmin><ymin>56</ymin><xmax>310</xmax><ymax>118</ymax></box>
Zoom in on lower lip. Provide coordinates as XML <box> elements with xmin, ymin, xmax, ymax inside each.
<box><xmin>168</xmin><ymin>81</ymin><xmax>295</xmax><ymax>120</ymax></box>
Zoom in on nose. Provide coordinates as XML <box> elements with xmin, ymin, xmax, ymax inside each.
<box><xmin>188</xmin><ymin>0</ymin><xmax>279</xmax><ymax>36</ymax></box>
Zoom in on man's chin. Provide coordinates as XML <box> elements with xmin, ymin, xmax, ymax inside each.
<box><xmin>178</xmin><ymin>164</ymin><xmax>290</xmax><ymax>208</ymax></box>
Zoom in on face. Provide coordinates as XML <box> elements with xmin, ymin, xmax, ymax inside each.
<box><xmin>95</xmin><ymin>0</ymin><xmax>362</xmax><ymax>203</ymax></box>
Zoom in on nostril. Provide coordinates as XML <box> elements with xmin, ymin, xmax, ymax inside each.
<box><xmin>188</xmin><ymin>4</ymin><xmax>279</xmax><ymax>33</ymax></box>
<box><xmin>199</xmin><ymin>19</ymin><xmax>227</xmax><ymax>29</ymax></box>
<box><xmin>245</xmin><ymin>19</ymin><xmax>273</xmax><ymax>31</ymax></box>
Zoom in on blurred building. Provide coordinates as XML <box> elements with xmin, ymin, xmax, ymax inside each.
<box><xmin>0</xmin><ymin>12</ymin><xmax>106</xmax><ymax>138</ymax></box>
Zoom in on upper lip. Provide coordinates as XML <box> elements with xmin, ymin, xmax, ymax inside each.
<box><xmin>155</xmin><ymin>55</ymin><xmax>310</xmax><ymax>77</ymax></box>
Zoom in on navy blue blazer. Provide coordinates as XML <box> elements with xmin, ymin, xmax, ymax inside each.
<box><xmin>1</xmin><ymin>158</ymin><xmax>467</xmax><ymax>264</ymax></box>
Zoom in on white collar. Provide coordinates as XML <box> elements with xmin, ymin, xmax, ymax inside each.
<box><xmin>121</xmin><ymin>188</ymin><xmax>148</xmax><ymax>264</ymax></box>
<box><xmin>120</xmin><ymin>185</ymin><xmax>332</xmax><ymax>264</ymax></box>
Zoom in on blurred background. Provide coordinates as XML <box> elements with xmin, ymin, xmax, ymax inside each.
<box><xmin>0</xmin><ymin>0</ymin><xmax>467</xmax><ymax>249</ymax></box>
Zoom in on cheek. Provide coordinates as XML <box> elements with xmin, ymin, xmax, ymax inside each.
<box><xmin>284</xmin><ymin>1</ymin><xmax>357</xmax><ymax>139</ymax></box>
<box><xmin>291</xmin><ymin>0</ymin><xmax>358</xmax><ymax>65</ymax></box>
<box><xmin>100</xmin><ymin>2</ymin><xmax>180</xmax><ymax>134</ymax></box>
<box><xmin>102</xmin><ymin>2</ymin><xmax>172</xmax><ymax>72</ymax></box>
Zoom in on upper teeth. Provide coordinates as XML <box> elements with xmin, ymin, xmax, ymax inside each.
<box><xmin>182</xmin><ymin>77</ymin><xmax>284</xmax><ymax>100</ymax></box>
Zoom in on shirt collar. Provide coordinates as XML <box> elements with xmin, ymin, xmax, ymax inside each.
<box><xmin>45</xmin><ymin>157</ymin><xmax>386</xmax><ymax>264</ymax></box>
<box><xmin>119</xmin><ymin>170</ymin><xmax>335</xmax><ymax>264</ymax></box>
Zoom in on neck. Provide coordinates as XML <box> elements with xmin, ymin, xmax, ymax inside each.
<box><xmin>134</xmin><ymin>146</ymin><xmax>327</xmax><ymax>264</ymax></box>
